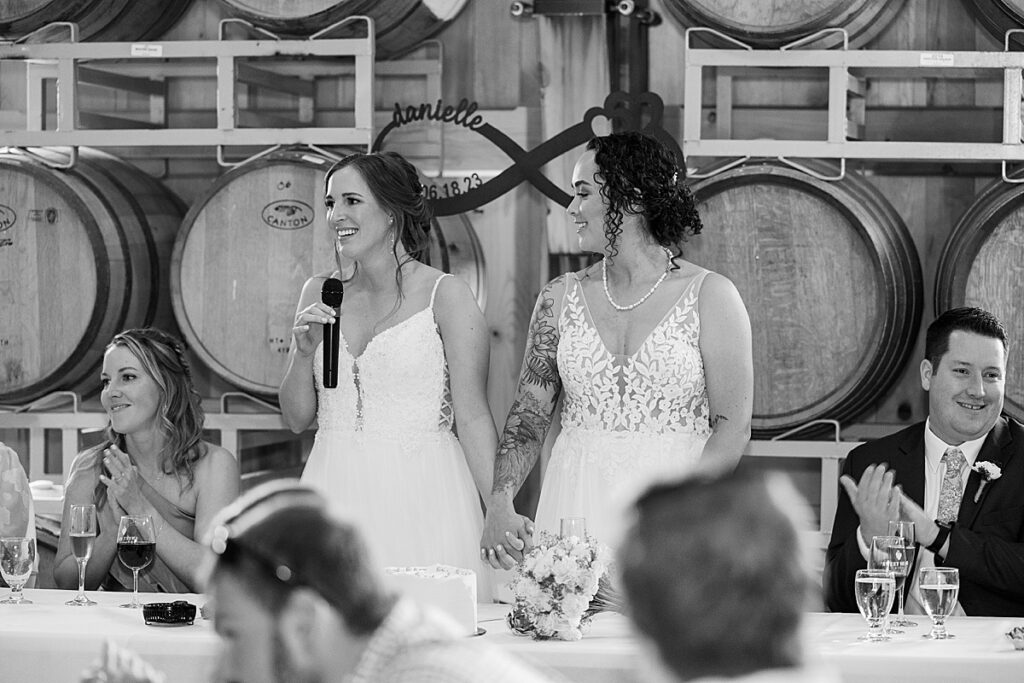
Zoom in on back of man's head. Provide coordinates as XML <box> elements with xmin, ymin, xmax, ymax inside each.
<box><xmin>619</xmin><ymin>472</ymin><xmax>814</xmax><ymax>681</ymax></box>
<box><xmin>925</xmin><ymin>306</ymin><xmax>1008</xmax><ymax>368</ymax></box>
<box><xmin>208</xmin><ymin>480</ymin><xmax>394</xmax><ymax>634</ymax></box>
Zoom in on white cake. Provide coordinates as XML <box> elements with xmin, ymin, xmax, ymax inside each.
<box><xmin>382</xmin><ymin>564</ymin><xmax>478</xmax><ymax>636</ymax></box>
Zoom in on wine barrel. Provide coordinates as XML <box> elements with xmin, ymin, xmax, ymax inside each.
<box><xmin>213</xmin><ymin>0</ymin><xmax>469</xmax><ymax>59</ymax></box>
<box><xmin>688</xmin><ymin>160</ymin><xmax>923</xmax><ymax>437</ymax></box>
<box><xmin>663</xmin><ymin>0</ymin><xmax>907</xmax><ymax>49</ymax></box>
<box><xmin>934</xmin><ymin>176</ymin><xmax>1024</xmax><ymax>423</ymax></box>
<box><xmin>170</xmin><ymin>148</ymin><xmax>486</xmax><ymax>397</ymax></box>
<box><xmin>962</xmin><ymin>0</ymin><xmax>1024</xmax><ymax>46</ymax></box>
<box><xmin>0</xmin><ymin>147</ymin><xmax>185</xmax><ymax>405</ymax></box>
<box><xmin>0</xmin><ymin>0</ymin><xmax>193</xmax><ymax>42</ymax></box>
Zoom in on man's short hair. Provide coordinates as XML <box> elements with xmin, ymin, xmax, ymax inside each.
<box><xmin>208</xmin><ymin>480</ymin><xmax>394</xmax><ymax>635</ymax></box>
<box><xmin>925</xmin><ymin>306</ymin><xmax>1008</xmax><ymax>368</ymax></box>
<box><xmin>619</xmin><ymin>472</ymin><xmax>813</xmax><ymax>681</ymax></box>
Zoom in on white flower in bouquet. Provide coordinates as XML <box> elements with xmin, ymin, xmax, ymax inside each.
<box><xmin>560</xmin><ymin>592</ymin><xmax>590</xmax><ymax>619</ymax></box>
<box><xmin>552</xmin><ymin>556</ymin><xmax>579</xmax><ymax>586</ymax></box>
<box><xmin>506</xmin><ymin>530</ymin><xmax>615</xmax><ymax>641</ymax></box>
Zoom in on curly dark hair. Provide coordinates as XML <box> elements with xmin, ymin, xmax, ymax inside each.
<box><xmin>587</xmin><ymin>131</ymin><xmax>703</xmax><ymax>265</ymax></box>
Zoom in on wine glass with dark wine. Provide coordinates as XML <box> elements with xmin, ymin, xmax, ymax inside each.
<box><xmin>116</xmin><ymin>515</ymin><xmax>155</xmax><ymax>609</ymax></box>
<box><xmin>66</xmin><ymin>504</ymin><xmax>98</xmax><ymax>606</ymax></box>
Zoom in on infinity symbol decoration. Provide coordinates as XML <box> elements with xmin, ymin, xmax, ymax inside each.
<box><xmin>373</xmin><ymin>91</ymin><xmax>681</xmax><ymax>217</ymax></box>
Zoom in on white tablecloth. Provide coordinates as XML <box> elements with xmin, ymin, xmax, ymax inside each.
<box><xmin>4</xmin><ymin>592</ymin><xmax>1024</xmax><ymax>683</ymax></box>
<box><xmin>0</xmin><ymin>589</ymin><xmax>218</xmax><ymax>683</ymax></box>
<box><xmin>805</xmin><ymin>611</ymin><xmax>1024</xmax><ymax>682</ymax></box>
<box><xmin>476</xmin><ymin>605</ymin><xmax>1024</xmax><ymax>683</ymax></box>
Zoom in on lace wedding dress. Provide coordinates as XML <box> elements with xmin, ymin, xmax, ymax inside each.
<box><xmin>534</xmin><ymin>269</ymin><xmax>713</xmax><ymax>551</ymax></box>
<box><xmin>300</xmin><ymin>274</ymin><xmax>488</xmax><ymax>589</ymax></box>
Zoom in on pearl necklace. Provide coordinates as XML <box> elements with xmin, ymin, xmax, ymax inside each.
<box><xmin>602</xmin><ymin>248</ymin><xmax>673</xmax><ymax>312</ymax></box>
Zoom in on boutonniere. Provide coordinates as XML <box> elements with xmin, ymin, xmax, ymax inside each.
<box><xmin>972</xmin><ymin>461</ymin><xmax>1002</xmax><ymax>503</ymax></box>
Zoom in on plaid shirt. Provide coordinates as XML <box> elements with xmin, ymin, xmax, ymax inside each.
<box><xmin>347</xmin><ymin>599</ymin><xmax>557</xmax><ymax>683</ymax></box>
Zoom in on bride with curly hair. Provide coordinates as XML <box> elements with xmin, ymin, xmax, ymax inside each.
<box><xmin>482</xmin><ymin>131</ymin><xmax>753</xmax><ymax>566</ymax></box>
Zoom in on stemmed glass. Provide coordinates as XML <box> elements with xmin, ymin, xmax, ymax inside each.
<box><xmin>854</xmin><ymin>568</ymin><xmax>896</xmax><ymax>641</ymax></box>
<box><xmin>66</xmin><ymin>504</ymin><xmax>98</xmax><ymax>606</ymax></box>
<box><xmin>869</xmin><ymin>535</ymin><xmax>911</xmax><ymax>634</ymax></box>
<box><xmin>116</xmin><ymin>515</ymin><xmax>155</xmax><ymax>609</ymax></box>
<box><xmin>559</xmin><ymin>517</ymin><xmax>586</xmax><ymax>540</ymax></box>
<box><xmin>887</xmin><ymin>521</ymin><xmax>917</xmax><ymax>627</ymax></box>
<box><xmin>0</xmin><ymin>537</ymin><xmax>37</xmax><ymax>604</ymax></box>
<box><xmin>920</xmin><ymin>567</ymin><xmax>959</xmax><ymax>639</ymax></box>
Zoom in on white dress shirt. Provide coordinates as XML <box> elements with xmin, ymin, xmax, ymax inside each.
<box><xmin>854</xmin><ymin>419</ymin><xmax>989</xmax><ymax>615</ymax></box>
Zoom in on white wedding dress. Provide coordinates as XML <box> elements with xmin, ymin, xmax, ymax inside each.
<box><xmin>534</xmin><ymin>269</ymin><xmax>713</xmax><ymax>551</ymax></box>
<box><xmin>300</xmin><ymin>274</ymin><xmax>489</xmax><ymax>590</ymax></box>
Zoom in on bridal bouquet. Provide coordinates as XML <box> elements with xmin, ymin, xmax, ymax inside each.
<box><xmin>506</xmin><ymin>530</ymin><xmax>615</xmax><ymax>641</ymax></box>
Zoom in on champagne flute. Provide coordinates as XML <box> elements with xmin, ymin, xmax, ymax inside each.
<box><xmin>887</xmin><ymin>520</ymin><xmax>917</xmax><ymax>627</ymax></box>
<box><xmin>0</xmin><ymin>537</ymin><xmax>37</xmax><ymax>604</ymax></box>
<box><xmin>116</xmin><ymin>515</ymin><xmax>155</xmax><ymax>609</ymax></box>
<box><xmin>869</xmin><ymin>535</ymin><xmax>910</xmax><ymax>634</ymax></box>
<box><xmin>854</xmin><ymin>568</ymin><xmax>896</xmax><ymax>641</ymax></box>
<box><xmin>66</xmin><ymin>504</ymin><xmax>98</xmax><ymax>606</ymax></box>
<box><xmin>920</xmin><ymin>567</ymin><xmax>959</xmax><ymax>639</ymax></box>
<box><xmin>559</xmin><ymin>517</ymin><xmax>586</xmax><ymax>540</ymax></box>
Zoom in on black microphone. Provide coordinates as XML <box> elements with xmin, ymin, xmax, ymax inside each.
<box><xmin>321</xmin><ymin>278</ymin><xmax>344</xmax><ymax>389</ymax></box>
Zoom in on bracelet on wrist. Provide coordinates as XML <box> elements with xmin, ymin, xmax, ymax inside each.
<box><xmin>926</xmin><ymin>520</ymin><xmax>954</xmax><ymax>554</ymax></box>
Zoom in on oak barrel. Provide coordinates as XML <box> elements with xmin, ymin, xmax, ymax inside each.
<box><xmin>0</xmin><ymin>0</ymin><xmax>193</xmax><ymax>42</ymax></box>
<box><xmin>962</xmin><ymin>0</ymin><xmax>1024</xmax><ymax>45</ymax></box>
<box><xmin>663</xmin><ymin>0</ymin><xmax>907</xmax><ymax>49</ymax></box>
<box><xmin>0</xmin><ymin>147</ymin><xmax>185</xmax><ymax>404</ymax></box>
<box><xmin>688</xmin><ymin>160</ymin><xmax>923</xmax><ymax>437</ymax></box>
<box><xmin>934</xmin><ymin>176</ymin><xmax>1024</xmax><ymax>423</ymax></box>
<box><xmin>212</xmin><ymin>0</ymin><xmax>469</xmax><ymax>59</ymax></box>
<box><xmin>170</xmin><ymin>148</ymin><xmax>486</xmax><ymax>397</ymax></box>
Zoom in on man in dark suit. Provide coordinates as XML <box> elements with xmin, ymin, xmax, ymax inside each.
<box><xmin>825</xmin><ymin>307</ymin><xmax>1024</xmax><ymax>617</ymax></box>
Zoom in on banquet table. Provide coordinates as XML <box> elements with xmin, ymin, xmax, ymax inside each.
<box><xmin>476</xmin><ymin>604</ymin><xmax>1024</xmax><ymax>683</ymax></box>
<box><xmin>1</xmin><ymin>589</ymin><xmax>219</xmax><ymax>683</ymax></box>
<box><xmin>4</xmin><ymin>591</ymin><xmax>1024</xmax><ymax>683</ymax></box>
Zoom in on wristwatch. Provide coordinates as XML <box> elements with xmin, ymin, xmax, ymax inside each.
<box><xmin>927</xmin><ymin>520</ymin><xmax>955</xmax><ymax>555</ymax></box>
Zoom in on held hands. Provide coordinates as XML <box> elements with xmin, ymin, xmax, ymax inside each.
<box><xmin>98</xmin><ymin>445</ymin><xmax>146</xmax><ymax>516</ymax></box>
<box><xmin>839</xmin><ymin>463</ymin><xmax>903</xmax><ymax>543</ymax></box>
<box><xmin>292</xmin><ymin>302</ymin><xmax>337</xmax><ymax>357</ymax></box>
<box><xmin>481</xmin><ymin>499</ymin><xmax>535</xmax><ymax>570</ymax></box>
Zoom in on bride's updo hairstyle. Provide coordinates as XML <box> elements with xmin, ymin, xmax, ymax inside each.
<box><xmin>324</xmin><ymin>151</ymin><xmax>433</xmax><ymax>266</ymax></box>
<box><xmin>587</xmin><ymin>131</ymin><xmax>703</xmax><ymax>265</ymax></box>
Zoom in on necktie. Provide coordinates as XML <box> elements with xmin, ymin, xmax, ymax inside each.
<box><xmin>938</xmin><ymin>447</ymin><xmax>967</xmax><ymax>523</ymax></box>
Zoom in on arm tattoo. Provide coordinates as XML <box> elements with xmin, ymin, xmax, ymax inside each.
<box><xmin>493</xmin><ymin>381</ymin><xmax>559</xmax><ymax>495</ymax></box>
<box><xmin>522</xmin><ymin>281</ymin><xmax>562</xmax><ymax>391</ymax></box>
<box><xmin>711</xmin><ymin>414</ymin><xmax>730</xmax><ymax>429</ymax></box>
<box><xmin>492</xmin><ymin>279</ymin><xmax>565</xmax><ymax>495</ymax></box>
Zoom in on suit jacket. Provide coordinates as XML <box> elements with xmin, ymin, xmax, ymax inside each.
<box><xmin>824</xmin><ymin>416</ymin><xmax>1024</xmax><ymax>616</ymax></box>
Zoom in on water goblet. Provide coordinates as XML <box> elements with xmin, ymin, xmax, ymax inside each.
<box><xmin>0</xmin><ymin>536</ymin><xmax>37</xmax><ymax>604</ymax></box>
<box><xmin>920</xmin><ymin>567</ymin><xmax>959</xmax><ymax>639</ymax></box>
<box><xmin>116</xmin><ymin>515</ymin><xmax>155</xmax><ymax>609</ymax></box>
<box><xmin>855</xmin><ymin>568</ymin><xmax>896</xmax><ymax>641</ymax></box>
<box><xmin>887</xmin><ymin>520</ymin><xmax>917</xmax><ymax>627</ymax></box>
<box><xmin>869</xmin><ymin>535</ymin><xmax>910</xmax><ymax>634</ymax></box>
<box><xmin>66</xmin><ymin>504</ymin><xmax>98</xmax><ymax>606</ymax></box>
<box><xmin>559</xmin><ymin>517</ymin><xmax>586</xmax><ymax>540</ymax></box>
